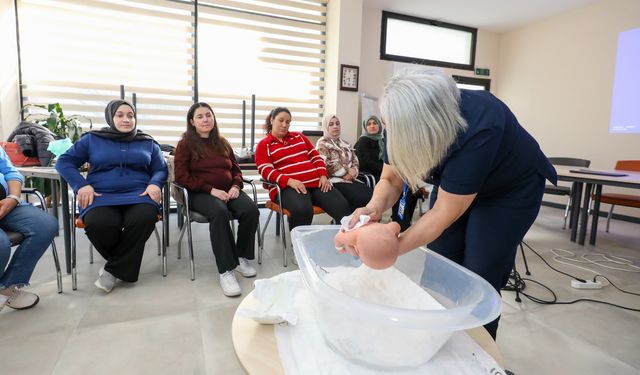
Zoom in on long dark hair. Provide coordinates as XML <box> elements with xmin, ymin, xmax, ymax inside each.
<box><xmin>263</xmin><ymin>107</ymin><xmax>291</xmax><ymax>134</ymax></box>
<box><xmin>184</xmin><ymin>102</ymin><xmax>231</xmax><ymax>160</ymax></box>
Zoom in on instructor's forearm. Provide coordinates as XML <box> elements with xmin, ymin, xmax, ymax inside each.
<box><xmin>366</xmin><ymin>165</ymin><xmax>403</xmax><ymax>215</ymax></box>
<box><xmin>398</xmin><ymin>210</ymin><xmax>448</xmax><ymax>254</ymax></box>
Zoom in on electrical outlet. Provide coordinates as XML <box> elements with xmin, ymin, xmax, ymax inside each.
<box><xmin>571</xmin><ymin>279</ymin><xmax>602</xmax><ymax>290</ymax></box>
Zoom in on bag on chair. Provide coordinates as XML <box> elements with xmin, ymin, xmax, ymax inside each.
<box><xmin>0</xmin><ymin>141</ymin><xmax>41</xmax><ymax>166</ymax></box>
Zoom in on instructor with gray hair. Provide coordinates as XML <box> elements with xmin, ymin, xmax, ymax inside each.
<box><xmin>342</xmin><ymin>69</ymin><xmax>557</xmax><ymax>339</ymax></box>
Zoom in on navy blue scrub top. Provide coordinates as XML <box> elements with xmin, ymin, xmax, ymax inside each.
<box><xmin>384</xmin><ymin>89</ymin><xmax>557</xmax><ymax>199</ymax></box>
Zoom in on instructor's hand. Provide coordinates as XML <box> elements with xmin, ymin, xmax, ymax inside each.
<box><xmin>348</xmin><ymin>205</ymin><xmax>381</xmax><ymax>229</ymax></box>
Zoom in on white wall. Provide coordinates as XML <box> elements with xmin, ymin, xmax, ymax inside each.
<box><xmin>497</xmin><ymin>0</ymin><xmax>640</xmax><ymax>217</ymax></box>
<box><xmin>359</xmin><ymin>4</ymin><xmax>501</xmax><ymax>128</ymax></box>
<box><xmin>324</xmin><ymin>0</ymin><xmax>363</xmax><ymax>144</ymax></box>
<box><xmin>0</xmin><ymin>0</ymin><xmax>21</xmax><ymax>138</ymax></box>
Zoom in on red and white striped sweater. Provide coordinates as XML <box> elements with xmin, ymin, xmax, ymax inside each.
<box><xmin>255</xmin><ymin>132</ymin><xmax>328</xmax><ymax>201</ymax></box>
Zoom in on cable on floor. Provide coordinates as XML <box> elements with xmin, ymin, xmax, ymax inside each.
<box><xmin>501</xmin><ymin>241</ymin><xmax>640</xmax><ymax>312</ymax></box>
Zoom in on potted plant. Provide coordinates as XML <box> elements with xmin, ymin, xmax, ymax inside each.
<box><xmin>19</xmin><ymin>103</ymin><xmax>92</xmax><ymax>206</ymax></box>
<box><xmin>21</xmin><ymin>102</ymin><xmax>92</xmax><ymax>142</ymax></box>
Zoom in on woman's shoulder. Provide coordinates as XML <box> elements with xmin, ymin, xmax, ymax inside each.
<box><xmin>175</xmin><ymin>137</ymin><xmax>189</xmax><ymax>149</ymax></box>
<box><xmin>356</xmin><ymin>136</ymin><xmax>375</xmax><ymax>146</ymax></box>
<box><xmin>316</xmin><ymin>136</ymin><xmax>329</xmax><ymax>145</ymax></box>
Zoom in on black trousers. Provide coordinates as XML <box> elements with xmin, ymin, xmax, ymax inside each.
<box><xmin>332</xmin><ymin>182</ymin><xmax>373</xmax><ymax>212</ymax></box>
<box><xmin>189</xmin><ymin>191</ymin><xmax>260</xmax><ymax>274</ymax></box>
<box><xmin>84</xmin><ymin>203</ymin><xmax>158</xmax><ymax>282</ymax></box>
<box><xmin>277</xmin><ymin>187</ymin><xmax>351</xmax><ymax>230</ymax></box>
<box><xmin>426</xmin><ymin>173</ymin><xmax>546</xmax><ymax>339</ymax></box>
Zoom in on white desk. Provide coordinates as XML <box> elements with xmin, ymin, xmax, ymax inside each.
<box><xmin>231</xmin><ymin>291</ymin><xmax>504</xmax><ymax>374</ymax></box>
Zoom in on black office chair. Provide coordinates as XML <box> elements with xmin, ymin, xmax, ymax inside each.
<box><xmin>7</xmin><ymin>188</ymin><xmax>63</xmax><ymax>293</ymax></box>
<box><xmin>545</xmin><ymin>157</ymin><xmax>591</xmax><ymax>229</ymax></box>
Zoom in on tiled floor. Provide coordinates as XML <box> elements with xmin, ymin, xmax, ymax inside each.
<box><xmin>1</xmin><ymin>205</ymin><xmax>639</xmax><ymax>375</ymax></box>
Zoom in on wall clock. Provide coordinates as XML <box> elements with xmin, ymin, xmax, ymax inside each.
<box><xmin>340</xmin><ymin>64</ymin><xmax>359</xmax><ymax>91</ymax></box>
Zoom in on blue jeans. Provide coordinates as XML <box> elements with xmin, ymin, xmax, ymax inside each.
<box><xmin>0</xmin><ymin>204</ymin><xmax>58</xmax><ymax>288</ymax></box>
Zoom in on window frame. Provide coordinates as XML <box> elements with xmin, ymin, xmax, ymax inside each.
<box><xmin>452</xmin><ymin>75</ymin><xmax>491</xmax><ymax>91</ymax></box>
<box><xmin>380</xmin><ymin>11</ymin><xmax>477</xmax><ymax>71</ymax></box>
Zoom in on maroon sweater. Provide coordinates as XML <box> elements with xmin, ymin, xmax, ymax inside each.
<box><xmin>174</xmin><ymin>137</ymin><xmax>243</xmax><ymax>193</ymax></box>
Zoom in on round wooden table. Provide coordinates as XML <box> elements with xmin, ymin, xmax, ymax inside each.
<box><xmin>232</xmin><ymin>292</ymin><xmax>504</xmax><ymax>374</ymax></box>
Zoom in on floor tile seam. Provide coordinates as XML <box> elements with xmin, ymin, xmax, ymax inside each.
<box><xmin>49</xmin><ymin>288</ymin><xmax>99</xmax><ymax>375</ymax></box>
<box><xmin>71</xmin><ymin>308</ymin><xmax>202</xmax><ymax>335</ymax></box>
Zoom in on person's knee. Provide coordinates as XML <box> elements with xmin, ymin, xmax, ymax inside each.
<box><xmin>247</xmin><ymin>206</ymin><xmax>260</xmax><ymax>221</ymax></box>
<box><xmin>288</xmin><ymin>207</ymin><xmax>313</xmax><ymax>226</ymax></box>
<box><xmin>39</xmin><ymin>213</ymin><xmax>59</xmax><ymax>240</ymax></box>
<box><xmin>127</xmin><ymin>205</ymin><xmax>159</xmax><ymax>228</ymax></box>
<box><xmin>20</xmin><ymin>209</ymin><xmax>58</xmax><ymax>240</ymax></box>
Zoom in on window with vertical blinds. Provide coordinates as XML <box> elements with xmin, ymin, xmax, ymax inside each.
<box><xmin>18</xmin><ymin>0</ymin><xmax>194</xmax><ymax>142</ymax></box>
<box><xmin>197</xmin><ymin>0</ymin><xmax>326</xmax><ymax>148</ymax></box>
<box><xmin>17</xmin><ymin>0</ymin><xmax>327</xmax><ymax>147</ymax></box>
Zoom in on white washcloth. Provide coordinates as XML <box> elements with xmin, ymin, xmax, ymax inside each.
<box><xmin>339</xmin><ymin>214</ymin><xmax>370</xmax><ymax>232</ymax></box>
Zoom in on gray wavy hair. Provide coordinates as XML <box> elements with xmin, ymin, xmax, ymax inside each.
<box><xmin>381</xmin><ymin>69</ymin><xmax>468</xmax><ymax>190</ymax></box>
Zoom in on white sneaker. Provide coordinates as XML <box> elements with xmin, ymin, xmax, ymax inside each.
<box><xmin>0</xmin><ymin>286</ymin><xmax>39</xmax><ymax>310</ymax></box>
<box><xmin>95</xmin><ymin>266</ymin><xmax>117</xmax><ymax>293</ymax></box>
<box><xmin>236</xmin><ymin>257</ymin><xmax>257</xmax><ymax>278</ymax></box>
<box><xmin>220</xmin><ymin>271</ymin><xmax>241</xmax><ymax>297</ymax></box>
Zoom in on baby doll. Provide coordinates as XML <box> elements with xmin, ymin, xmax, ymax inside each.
<box><xmin>334</xmin><ymin>222</ymin><xmax>401</xmax><ymax>270</ymax></box>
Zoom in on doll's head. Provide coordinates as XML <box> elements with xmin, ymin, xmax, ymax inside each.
<box><xmin>335</xmin><ymin>222</ymin><xmax>401</xmax><ymax>269</ymax></box>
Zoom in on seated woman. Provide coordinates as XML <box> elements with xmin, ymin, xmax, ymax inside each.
<box><xmin>56</xmin><ymin>99</ymin><xmax>167</xmax><ymax>293</ymax></box>
<box><xmin>1</xmin><ymin>148</ymin><xmax>58</xmax><ymax>311</ymax></box>
<box><xmin>354</xmin><ymin>115</ymin><xmax>385</xmax><ymax>182</ymax></box>
<box><xmin>255</xmin><ymin>107</ymin><xmax>350</xmax><ymax>230</ymax></box>
<box><xmin>355</xmin><ymin>115</ymin><xmax>418</xmax><ymax>231</ymax></box>
<box><xmin>316</xmin><ymin>114</ymin><xmax>373</xmax><ymax>212</ymax></box>
<box><xmin>174</xmin><ymin>102</ymin><xmax>259</xmax><ymax>297</ymax></box>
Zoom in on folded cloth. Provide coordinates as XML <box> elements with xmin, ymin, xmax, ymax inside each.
<box><xmin>236</xmin><ymin>271</ymin><xmax>302</xmax><ymax>325</ymax></box>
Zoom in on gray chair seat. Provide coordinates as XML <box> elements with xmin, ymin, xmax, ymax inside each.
<box><xmin>7</xmin><ymin>231</ymin><xmax>24</xmax><ymax>246</ymax></box>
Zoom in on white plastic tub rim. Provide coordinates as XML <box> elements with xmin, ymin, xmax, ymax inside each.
<box><xmin>292</xmin><ymin>226</ymin><xmax>502</xmax><ymax>332</ymax></box>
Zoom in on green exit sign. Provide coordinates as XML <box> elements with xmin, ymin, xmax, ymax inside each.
<box><xmin>475</xmin><ymin>68</ymin><xmax>490</xmax><ymax>76</ymax></box>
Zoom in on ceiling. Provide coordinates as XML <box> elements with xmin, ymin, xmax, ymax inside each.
<box><xmin>365</xmin><ymin>0</ymin><xmax>600</xmax><ymax>32</ymax></box>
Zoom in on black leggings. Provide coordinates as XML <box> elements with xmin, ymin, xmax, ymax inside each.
<box><xmin>189</xmin><ymin>191</ymin><xmax>260</xmax><ymax>274</ymax></box>
<box><xmin>277</xmin><ymin>187</ymin><xmax>351</xmax><ymax>230</ymax></box>
<box><xmin>84</xmin><ymin>204</ymin><xmax>158</xmax><ymax>282</ymax></box>
<box><xmin>332</xmin><ymin>182</ymin><xmax>373</xmax><ymax>212</ymax></box>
